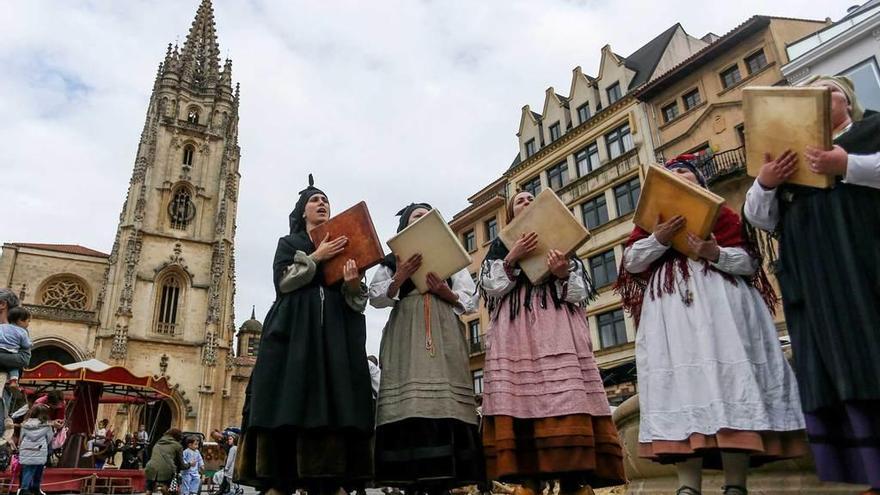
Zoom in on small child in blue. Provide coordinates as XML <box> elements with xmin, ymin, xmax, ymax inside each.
<box><xmin>0</xmin><ymin>306</ymin><xmax>32</xmax><ymax>390</ymax></box>
<box><xmin>181</xmin><ymin>437</ymin><xmax>204</xmax><ymax>495</ymax></box>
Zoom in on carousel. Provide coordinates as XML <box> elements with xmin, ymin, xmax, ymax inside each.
<box><xmin>7</xmin><ymin>359</ymin><xmax>173</xmax><ymax>493</ymax></box>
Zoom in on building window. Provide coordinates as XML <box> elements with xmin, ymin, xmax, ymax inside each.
<box><xmin>472</xmin><ymin>369</ymin><xmax>484</xmax><ymax>395</ymax></box>
<box><xmin>589</xmin><ymin>250</ymin><xmax>618</xmax><ymax>288</ymax></box>
<box><xmin>581</xmin><ymin>195</ymin><xmax>609</xmax><ymax>229</ymax></box>
<box><xmin>546</xmin><ymin>161</ymin><xmax>569</xmax><ymax>190</ymax></box>
<box><xmin>607</xmin><ymin>82</ymin><xmax>622</xmax><ymax>104</ymax></box>
<box><xmin>525</xmin><ymin>138</ymin><xmax>537</xmax><ymax>158</ymax></box>
<box><xmin>614</xmin><ymin>177</ymin><xmax>641</xmax><ymax>216</ymax></box>
<box><xmin>186</xmin><ymin>108</ymin><xmax>199</xmax><ymax>124</ymax></box>
<box><xmin>597</xmin><ymin>309</ymin><xmax>627</xmax><ymax>348</ymax></box>
<box><xmin>169</xmin><ymin>187</ymin><xmax>196</xmax><ymax>230</ymax></box>
<box><xmin>156</xmin><ymin>273</ymin><xmax>183</xmax><ymax>336</ymax></box>
<box><xmin>661</xmin><ymin>102</ymin><xmax>680</xmax><ymax>123</ymax></box>
<box><xmin>575</xmin><ymin>142</ymin><xmax>600</xmax><ymax>176</ymax></box>
<box><xmin>246</xmin><ymin>336</ymin><xmax>261</xmax><ymax>357</ymax></box>
<box><xmin>683</xmin><ymin>88</ymin><xmax>702</xmax><ymax>111</ymax></box>
<box><xmin>577</xmin><ymin>103</ymin><xmax>591</xmax><ymax>124</ymax></box>
<box><xmin>605</xmin><ymin>123</ymin><xmax>634</xmax><ymax>160</ymax></box>
<box><xmin>41</xmin><ymin>276</ymin><xmax>89</xmax><ymax>310</ymax></box>
<box><xmin>736</xmin><ymin>124</ymin><xmax>746</xmax><ymax>146</ymax></box>
<box><xmin>745</xmin><ymin>49</ymin><xmax>768</xmax><ymax>75</ymax></box>
<box><xmin>549</xmin><ymin>122</ymin><xmax>562</xmax><ymax>143</ymax></box>
<box><xmin>485</xmin><ymin>218</ymin><xmax>498</xmax><ymax>241</ymax></box>
<box><xmin>182</xmin><ymin>145</ymin><xmax>195</xmax><ymax>167</ymax></box>
<box><xmin>720</xmin><ymin>64</ymin><xmax>742</xmax><ymax>89</ymax></box>
<box><xmin>463</xmin><ymin>230</ymin><xmax>476</xmax><ymax>252</ymax></box>
<box><xmin>468</xmin><ymin>320</ymin><xmax>481</xmax><ymax>353</ymax></box>
<box><xmin>521</xmin><ymin>176</ymin><xmax>541</xmax><ymax>197</ymax></box>
<box><xmin>842</xmin><ymin>57</ymin><xmax>880</xmax><ymax>112</ymax></box>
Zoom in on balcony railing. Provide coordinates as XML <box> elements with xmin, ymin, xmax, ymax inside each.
<box><xmin>469</xmin><ymin>340</ymin><xmax>485</xmax><ymax>354</ymax></box>
<box><xmin>698</xmin><ymin>146</ymin><xmax>746</xmax><ymax>185</ymax></box>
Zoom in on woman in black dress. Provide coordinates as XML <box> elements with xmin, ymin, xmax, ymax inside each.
<box><xmin>236</xmin><ymin>176</ymin><xmax>374</xmax><ymax>495</ymax></box>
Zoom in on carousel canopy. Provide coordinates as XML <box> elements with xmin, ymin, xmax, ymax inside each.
<box><xmin>21</xmin><ymin>359</ymin><xmax>173</xmax><ymax>402</ymax></box>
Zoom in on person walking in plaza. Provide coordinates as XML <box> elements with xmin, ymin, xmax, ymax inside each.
<box><xmin>181</xmin><ymin>437</ymin><xmax>204</xmax><ymax>495</ymax></box>
<box><xmin>144</xmin><ymin>428</ymin><xmax>184</xmax><ymax>495</ymax></box>
<box><xmin>236</xmin><ymin>175</ymin><xmax>374</xmax><ymax>495</ymax></box>
<box><xmin>369</xmin><ymin>202</ymin><xmax>484</xmax><ymax>492</ymax></box>
<box><xmin>479</xmin><ymin>191</ymin><xmax>626</xmax><ymax>495</ymax></box>
<box><xmin>18</xmin><ymin>404</ymin><xmax>56</xmax><ymax>495</ymax></box>
<box><xmin>617</xmin><ymin>155</ymin><xmax>807</xmax><ymax>495</ymax></box>
<box><xmin>744</xmin><ymin>75</ymin><xmax>880</xmax><ymax>492</ymax></box>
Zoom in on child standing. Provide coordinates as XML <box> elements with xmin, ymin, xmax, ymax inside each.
<box><xmin>1</xmin><ymin>307</ymin><xmax>32</xmax><ymax>391</ymax></box>
<box><xmin>181</xmin><ymin>437</ymin><xmax>204</xmax><ymax>495</ymax></box>
<box><xmin>19</xmin><ymin>404</ymin><xmax>56</xmax><ymax>495</ymax></box>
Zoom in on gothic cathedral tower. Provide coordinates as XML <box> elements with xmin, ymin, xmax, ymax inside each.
<box><xmin>96</xmin><ymin>0</ymin><xmax>241</xmax><ymax>433</ymax></box>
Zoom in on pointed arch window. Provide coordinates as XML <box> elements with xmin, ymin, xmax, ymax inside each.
<box><xmin>168</xmin><ymin>186</ymin><xmax>196</xmax><ymax>230</ymax></box>
<box><xmin>155</xmin><ymin>273</ymin><xmax>183</xmax><ymax>336</ymax></box>
<box><xmin>182</xmin><ymin>145</ymin><xmax>195</xmax><ymax>167</ymax></box>
<box><xmin>187</xmin><ymin>107</ymin><xmax>200</xmax><ymax>124</ymax></box>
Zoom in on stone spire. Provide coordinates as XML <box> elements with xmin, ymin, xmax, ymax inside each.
<box><xmin>179</xmin><ymin>0</ymin><xmax>221</xmax><ymax>87</ymax></box>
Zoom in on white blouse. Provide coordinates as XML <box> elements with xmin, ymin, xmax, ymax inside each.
<box><xmin>368</xmin><ymin>265</ymin><xmax>477</xmax><ymax>315</ymax></box>
<box><xmin>744</xmin><ymin>152</ymin><xmax>880</xmax><ymax>231</ymax></box>
<box><xmin>480</xmin><ymin>258</ymin><xmax>591</xmax><ymax>304</ymax></box>
<box><xmin>623</xmin><ymin>233</ymin><xmax>757</xmax><ymax>277</ymax></box>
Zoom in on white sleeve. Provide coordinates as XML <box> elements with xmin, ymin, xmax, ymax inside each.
<box><xmin>450</xmin><ymin>269</ymin><xmax>478</xmax><ymax>315</ymax></box>
<box><xmin>623</xmin><ymin>234</ymin><xmax>669</xmax><ymax>273</ymax></box>
<box><xmin>844</xmin><ymin>152</ymin><xmax>880</xmax><ymax>189</ymax></box>
<box><xmin>368</xmin><ymin>265</ymin><xmax>398</xmax><ymax>309</ymax></box>
<box><xmin>743</xmin><ymin>179</ymin><xmax>779</xmax><ymax>231</ymax></box>
<box><xmin>710</xmin><ymin>246</ymin><xmax>758</xmax><ymax>276</ymax></box>
<box><xmin>278</xmin><ymin>251</ymin><xmax>317</xmax><ymax>293</ymax></box>
<box><xmin>556</xmin><ymin>260</ymin><xmax>590</xmax><ymax>304</ymax></box>
<box><xmin>480</xmin><ymin>259</ymin><xmax>517</xmax><ymax>298</ymax></box>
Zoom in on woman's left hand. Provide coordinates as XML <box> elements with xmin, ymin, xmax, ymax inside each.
<box><xmin>547</xmin><ymin>250</ymin><xmax>570</xmax><ymax>279</ymax></box>
<box><xmin>805</xmin><ymin>145</ymin><xmax>848</xmax><ymax>176</ymax></box>
<box><xmin>426</xmin><ymin>272</ymin><xmax>458</xmax><ymax>304</ymax></box>
<box><xmin>686</xmin><ymin>233</ymin><xmax>720</xmax><ymax>262</ymax></box>
<box><xmin>343</xmin><ymin>259</ymin><xmax>361</xmax><ymax>290</ymax></box>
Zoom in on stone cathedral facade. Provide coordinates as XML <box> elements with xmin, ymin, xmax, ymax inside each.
<box><xmin>0</xmin><ymin>0</ymin><xmax>256</xmax><ymax>436</ymax></box>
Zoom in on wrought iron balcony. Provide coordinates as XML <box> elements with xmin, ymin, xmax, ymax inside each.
<box><xmin>698</xmin><ymin>146</ymin><xmax>746</xmax><ymax>185</ymax></box>
<box><xmin>469</xmin><ymin>340</ymin><xmax>485</xmax><ymax>354</ymax></box>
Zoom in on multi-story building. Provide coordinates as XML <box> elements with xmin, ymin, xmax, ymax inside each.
<box><xmin>453</xmin><ymin>24</ymin><xmax>710</xmax><ymax>405</ymax></box>
<box><xmin>449</xmin><ymin>178</ymin><xmax>508</xmax><ymax>395</ymax></box>
<box><xmin>636</xmin><ymin>16</ymin><xmax>829</xmax><ymax>212</ymax></box>
<box><xmin>782</xmin><ymin>2</ymin><xmax>880</xmax><ymax>110</ymax></box>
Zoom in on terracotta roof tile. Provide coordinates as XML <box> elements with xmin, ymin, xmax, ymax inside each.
<box><xmin>11</xmin><ymin>243</ymin><xmax>110</xmax><ymax>258</ymax></box>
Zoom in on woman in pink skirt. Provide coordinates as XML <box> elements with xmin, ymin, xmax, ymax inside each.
<box><xmin>479</xmin><ymin>191</ymin><xmax>626</xmax><ymax>495</ymax></box>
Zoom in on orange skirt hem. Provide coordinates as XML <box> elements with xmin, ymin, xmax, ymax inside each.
<box><xmin>638</xmin><ymin>428</ymin><xmax>809</xmax><ymax>469</ymax></box>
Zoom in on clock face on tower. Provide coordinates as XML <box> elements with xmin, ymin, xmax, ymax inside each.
<box><xmin>168</xmin><ymin>189</ymin><xmax>196</xmax><ymax>230</ymax></box>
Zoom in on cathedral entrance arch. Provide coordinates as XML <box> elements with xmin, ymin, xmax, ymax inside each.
<box><xmin>30</xmin><ymin>338</ymin><xmax>83</xmax><ymax>366</ymax></box>
<box><xmin>139</xmin><ymin>400</ymin><xmax>175</xmax><ymax>451</ymax></box>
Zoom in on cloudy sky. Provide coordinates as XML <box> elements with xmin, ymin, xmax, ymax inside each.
<box><xmin>0</xmin><ymin>0</ymin><xmax>847</xmax><ymax>354</ymax></box>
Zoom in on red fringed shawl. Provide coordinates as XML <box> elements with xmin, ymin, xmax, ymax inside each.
<box><xmin>614</xmin><ymin>206</ymin><xmax>778</xmax><ymax>327</ymax></box>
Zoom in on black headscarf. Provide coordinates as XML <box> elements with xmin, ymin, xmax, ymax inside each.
<box><xmin>288</xmin><ymin>174</ymin><xmax>326</xmax><ymax>235</ymax></box>
<box><xmin>664</xmin><ymin>154</ymin><xmax>707</xmax><ymax>188</ymax></box>
<box><xmin>380</xmin><ymin>202</ymin><xmax>437</xmax><ymax>299</ymax></box>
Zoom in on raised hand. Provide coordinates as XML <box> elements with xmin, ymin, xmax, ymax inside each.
<box><xmin>547</xmin><ymin>249</ymin><xmax>570</xmax><ymax>279</ymax></box>
<box><xmin>343</xmin><ymin>259</ymin><xmax>361</xmax><ymax>290</ymax></box>
<box><xmin>426</xmin><ymin>272</ymin><xmax>458</xmax><ymax>304</ymax></box>
<box><xmin>505</xmin><ymin>232</ymin><xmax>539</xmax><ymax>265</ymax></box>
<box><xmin>805</xmin><ymin>145</ymin><xmax>847</xmax><ymax>176</ymax></box>
<box><xmin>757</xmin><ymin>150</ymin><xmax>797</xmax><ymax>189</ymax></box>
<box><xmin>312</xmin><ymin>233</ymin><xmax>348</xmax><ymax>262</ymax></box>
<box><xmin>393</xmin><ymin>254</ymin><xmax>422</xmax><ymax>283</ymax></box>
<box><xmin>686</xmin><ymin>233</ymin><xmax>720</xmax><ymax>262</ymax></box>
<box><xmin>654</xmin><ymin>215</ymin><xmax>685</xmax><ymax>246</ymax></box>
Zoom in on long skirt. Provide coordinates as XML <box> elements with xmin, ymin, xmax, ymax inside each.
<box><xmin>635</xmin><ymin>258</ymin><xmax>808</xmax><ymax>468</ymax></box>
<box><xmin>375</xmin><ymin>293</ymin><xmax>484</xmax><ymax>489</ymax></box>
<box><xmin>481</xmin><ymin>295</ymin><xmax>625</xmax><ymax>487</ymax></box>
<box><xmin>777</xmin><ymin>182</ymin><xmax>880</xmax><ymax>485</ymax></box>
